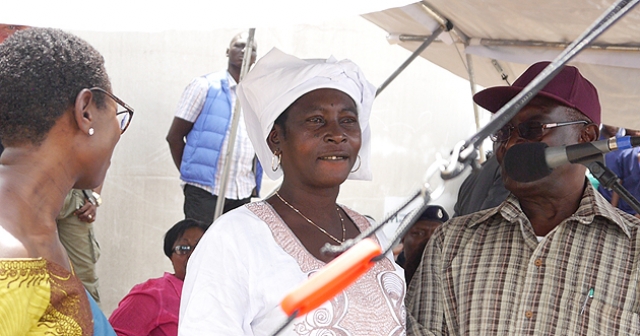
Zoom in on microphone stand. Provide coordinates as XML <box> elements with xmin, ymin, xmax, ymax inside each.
<box><xmin>585</xmin><ymin>159</ymin><xmax>640</xmax><ymax>215</ymax></box>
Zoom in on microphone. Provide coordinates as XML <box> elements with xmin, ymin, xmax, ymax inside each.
<box><xmin>504</xmin><ymin>136</ymin><xmax>640</xmax><ymax>182</ymax></box>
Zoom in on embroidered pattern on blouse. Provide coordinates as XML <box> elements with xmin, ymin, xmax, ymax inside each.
<box><xmin>42</xmin><ymin>261</ymin><xmax>92</xmax><ymax>336</ymax></box>
<box><xmin>247</xmin><ymin>202</ymin><xmax>406</xmax><ymax>335</ymax></box>
<box><xmin>0</xmin><ymin>259</ymin><xmax>92</xmax><ymax>336</ymax></box>
<box><xmin>0</xmin><ymin>258</ymin><xmax>48</xmax><ymax>288</ymax></box>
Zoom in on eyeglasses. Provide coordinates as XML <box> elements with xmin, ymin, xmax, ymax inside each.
<box><xmin>89</xmin><ymin>87</ymin><xmax>134</xmax><ymax>134</ymax></box>
<box><xmin>490</xmin><ymin>120</ymin><xmax>589</xmax><ymax>143</ymax></box>
<box><xmin>173</xmin><ymin>245</ymin><xmax>195</xmax><ymax>255</ymax></box>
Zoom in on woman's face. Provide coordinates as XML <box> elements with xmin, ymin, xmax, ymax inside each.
<box><xmin>170</xmin><ymin>227</ymin><xmax>205</xmax><ymax>281</ymax></box>
<box><xmin>272</xmin><ymin>88</ymin><xmax>361</xmax><ymax>188</ymax></box>
<box><xmin>74</xmin><ymin>88</ymin><xmax>124</xmax><ymax>189</ymax></box>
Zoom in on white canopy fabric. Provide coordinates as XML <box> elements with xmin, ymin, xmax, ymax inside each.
<box><xmin>1</xmin><ymin>0</ymin><xmax>414</xmax><ymax>31</ymax></box>
<box><xmin>362</xmin><ymin>1</ymin><xmax>640</xmax><ymax>129</ymax></box>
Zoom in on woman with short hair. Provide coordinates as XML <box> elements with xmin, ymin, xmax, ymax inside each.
<box><xmin>0</xmin><ymin>27</ymin><xmax>133</xmax><ymax>335</ymax></box>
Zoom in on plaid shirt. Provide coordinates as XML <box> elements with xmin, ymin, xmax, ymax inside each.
<box><xmin>407</xmin><ymin>185</ymin><xmax>640</xmax><ymax>335</ymax></box>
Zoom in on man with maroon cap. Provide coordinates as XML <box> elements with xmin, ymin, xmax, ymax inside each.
<box><xmin>406</xmin><ymin>62</ymin><xmax>640</xmax><ymax>335</ymax></box>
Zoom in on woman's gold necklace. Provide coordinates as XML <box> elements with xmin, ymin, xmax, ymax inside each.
<box><xmin>275</xmin><ymin>192</ymin><xmax>346</xmax><ymax>244</ymax></box>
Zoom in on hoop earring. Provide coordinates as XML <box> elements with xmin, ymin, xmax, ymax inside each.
<box><xmin>271</xmin><ymin>152</ymin><xmax>282</xmax><ymax>172</ymax></box>
<box><xmin>350</xmin><ymin>155</ymin><xmax>361</xmax><ymax>173</ymax></box>
<box><xmin>88</xmin><ymin>128</ymin><xmax>95</xmax><ymax>136</ymax></box>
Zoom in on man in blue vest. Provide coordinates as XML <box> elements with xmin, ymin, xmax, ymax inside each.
<box><xmin>166</xmin><ymin>33</ymin><xmax>262</xmax><ymax>226</ymax></box>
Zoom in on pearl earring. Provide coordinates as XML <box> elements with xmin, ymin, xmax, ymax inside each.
<box><xmin>88</xmin><ymin>128</ymin><xmax>95</xmax><ymax>136</ymax></box>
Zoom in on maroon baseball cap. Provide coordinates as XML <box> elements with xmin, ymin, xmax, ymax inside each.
<box><xmin>473</xmin><ymin>61</ymin><xmax>601</xmax><ymax>124</ymax></box>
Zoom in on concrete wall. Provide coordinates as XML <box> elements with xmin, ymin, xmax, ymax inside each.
<box><xmin>71</xmin><ymin>16</ymin><xmax>482</xmax><ymax>315</ymax></box>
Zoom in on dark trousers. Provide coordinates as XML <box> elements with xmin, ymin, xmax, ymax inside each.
<box><xmin>183</xmin><ymin>184</ymin><xmax>251</xmax><ymax>226</ymax></box>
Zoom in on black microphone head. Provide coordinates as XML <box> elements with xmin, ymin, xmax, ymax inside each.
<box><xmin>503</xmin><ymin>142</ymin><xmax>552</xmax><ymax>183</ymax></box>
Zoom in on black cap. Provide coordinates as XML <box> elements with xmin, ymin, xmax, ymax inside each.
<box><xmin>418</xmin><ymin>205</ymin><xmax>449</xmax><ymax>223</ymax></box>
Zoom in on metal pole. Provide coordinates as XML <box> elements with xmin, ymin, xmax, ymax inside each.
<box><xmin>465</xmin><ymin>52</ymin><xmax>485</xmax><ymax>162</ymax></box>
<box><xmin>214</xmin><ymin>28</ymin><xmax>256</xmax><ymax>221</ymax></box>
<box><xmin>477</xmin><ymin>38</ymin><xmax>640</xmax><ymax>51</ymax></box>
<box><xmin>376</xmin><ymin>25</ymin><xmax>444</xmax><ymax>97</ymax></box>
<box><xmin>419</xmin><ymin>0</ymin><xmax>469</xmax><ymax>44</ymax></box>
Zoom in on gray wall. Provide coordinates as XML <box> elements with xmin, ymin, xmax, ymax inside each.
<box><xmin>71</xmin><ymin>16</ymin><xmax>480</xmax><ymax>315</ymax></box>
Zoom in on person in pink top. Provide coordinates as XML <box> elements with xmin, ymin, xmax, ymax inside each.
<box><xmin>109</xmin><ymin>219</ymin><xmax>207</xmax><ymax>336</ymax></box>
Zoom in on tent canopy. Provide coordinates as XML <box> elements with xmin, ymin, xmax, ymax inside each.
<box><xmin>1</xmin><ymin>0</ymin><xmax>413</xmax><ymax>31</ymax></box>
<box><xmin>5</xmin><ymin>1</ymin><xmax>635</xmax><ymax>127</ymax></box>
<box><xmin>363</xmin><ymin>0</ymin><xmax>640</xmax><ymax>129</ymax></box>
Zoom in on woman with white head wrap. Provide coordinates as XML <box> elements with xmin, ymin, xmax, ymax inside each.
<box><xmin>180</xmin><ymin>48</ymin><xmax>406</xmax><ymax>335</ymax></box>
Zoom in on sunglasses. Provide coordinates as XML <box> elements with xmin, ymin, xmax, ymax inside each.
<box><xmin>173</xmin><ymin>245</ymin><xmax>195</xmax><ymax>255</ymax></box>
<box><xmin>491</xmin><ymin>120</ymin><xmax>588</xmax><ymax>143</ymax></box>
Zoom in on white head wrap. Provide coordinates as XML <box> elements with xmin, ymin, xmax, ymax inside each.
<box><xmin>238</xmin><ymin>47</ymin><xmax>376</xmax><ymax>181</ymax></box>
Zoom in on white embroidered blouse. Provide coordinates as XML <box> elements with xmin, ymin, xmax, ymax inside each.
<box><xmin>179</xmin><ymin>201</ymin><xmax>406</xmax><ymax>335</ymax></box>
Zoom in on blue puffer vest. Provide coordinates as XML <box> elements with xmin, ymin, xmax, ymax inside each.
<box><xmin>180</xmin><ymin>71</ymin><xmax>263</xmax><ymax>196</ymax></box>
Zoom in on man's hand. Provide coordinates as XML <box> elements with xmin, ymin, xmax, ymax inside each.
<box><xmin>75</xmin><ymin>200</ymin><xmax>97</xmax><ymax>223</ymax></box>
<box><xmin>166</xmin><ymin>117</ymin><xmax>195</xmax><ymax>171</ymax></box>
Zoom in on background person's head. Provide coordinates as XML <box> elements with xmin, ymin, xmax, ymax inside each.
<box><xmin>402</xmin><ymin>205</ymin><xmax>449</xmax><ymax>262</ymax></box>
<box><xmin>401</xmin><ymin>205</ymin><xmax>449</xmax><ymax>284</ymax></box>
<box><xmin>227</xmin><ymin>32</ymin><xmax>257</xmax><ymax>71</ymax></box>
<box><xmin>164</xmin><ymin>219</ymin><xmax>207</xmax><ymax>281</ymax></box>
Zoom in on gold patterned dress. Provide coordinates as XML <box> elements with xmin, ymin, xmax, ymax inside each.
<box><xmin>0</xmin><ymin>258</ymin><xmax>93</xmax><ymax>335</ymax></box>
